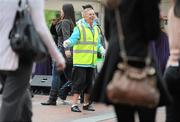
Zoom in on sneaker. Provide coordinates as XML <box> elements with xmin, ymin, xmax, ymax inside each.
<box><xmin>83</xmin><ymin>104</ymin><xmax>95</xmax><ymax>111</ymax></box>
<box><xmin>62</xmin><ymin>100</ymin><xmax>70</xmax><ymax>105</ymax></box>
<box><xmin>71</xmin><ymin>106</ymin><xmax>81</xmax><ymax>112</ymax></box>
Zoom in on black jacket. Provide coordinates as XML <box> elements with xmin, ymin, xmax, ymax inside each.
<box><xmin>56</xmin><ymin>19</ymin><xmax>74</xmax><ymax>49</ymax></box>
<box><xmin>91</xmin><ymin>0</ymin><xmax>172</xmax><ymax>107</ymax></box>
<box><xmin>55</xmin><ymin>19</ymin><xmax>74</xmax><ymax>61</ymax></box>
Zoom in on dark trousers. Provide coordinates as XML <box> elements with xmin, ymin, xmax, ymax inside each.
<box><xmin>0</xmin><ymin>62</ymin><xmax>33</xmax><ymax>122</ymax></box>
<box><xmin>114</xmin><ymin>104</ymin><xmax>156</xmax><ymax>122</ymax></box>
<box><xmin>166</xmin><ymin>97</ymin><xmax>180</xmax><ymax>122</ymax></box>
<box><xmin>164</xmin><ymin>66</ymin><xmax>180</xmax><ymax>122</ymax></box>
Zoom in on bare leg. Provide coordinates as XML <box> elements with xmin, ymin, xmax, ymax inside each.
<box><xmin>71</xmin><ymin>93</ymin><xmax>81</xmax><ymax>112</ymax></box>
<box><xmin>71</xmin><ymin>93</ymin><xmax>80</xmax><ymax>105</ymax></box>
<box><xmin>84</xmin><ymin>93</ymin><xmax>90</xmax><ymax>105</ymax></box>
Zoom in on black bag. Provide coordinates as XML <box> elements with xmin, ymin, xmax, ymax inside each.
<box><xmin>9</xmin><ymin>0</ymin><xmax>48</xmax><ymax>63</ymax></box>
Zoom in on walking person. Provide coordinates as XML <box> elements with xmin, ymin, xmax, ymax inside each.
<box><xmin>0</xmin><ymin>0</ymin><xmax>65</xmax><ymax>121</ymax></box>
<box><xmin>63</xmin><ymin>6</ymin><xmax>105</xmax><ymax>112</ymax></box>
<box><xmin>41</xmin><ymin>3</ymin><xmax>75</xmax><ymax>105</ymax></box>
<box><xmin>163</xmin><ymin>0</ymin><xmax>180</xmax><ymax>121</ymax></box>
<box><xmin>91</xmin><ymin>0</ymin><xmax>172</xmax><ymax>122</ymax></box>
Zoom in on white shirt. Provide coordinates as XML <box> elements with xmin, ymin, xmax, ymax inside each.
<box><xmin>0</xmin><ymin>0</ymin><xmax>65</xmax><ymax>71</ymax></box>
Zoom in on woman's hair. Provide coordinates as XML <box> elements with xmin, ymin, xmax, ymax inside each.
<box><xmin>82</xmin><ymin>4</ymin><xmax>94</xmax><ymax>10</ymax></box>
<box><xmin>62</xmin><ymin>4</ymin><xmax>76</xmax><ymax>26</ymax></box>
<box><xmin>174</xmin><ymin>0</ymin><xmax>180</xmax><ymax>18</ymax></box>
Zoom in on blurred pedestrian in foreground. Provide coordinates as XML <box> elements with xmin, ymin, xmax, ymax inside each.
<box><xmin>91</xmin><ymin>0</ymin><xmax>171</xmax><ymax>122</ymax></box>
<box><xmin>163</xmin><ymin>0</ymin><xmax>180</xmax><ymax>121</ymax></box>
<box><xmin>41</xmin><ymin>3</ymin><xmax>75</xmax><ymax>106</ymax></box>
<box><xmin>63</xmin><ymin>5</ymin><xmax>105</xmax><ymax>112</ymax></box>
<box><xmin>0</xmin><ymin>0</ymin><xmax>65</xmax><ymax>121</ymax></box>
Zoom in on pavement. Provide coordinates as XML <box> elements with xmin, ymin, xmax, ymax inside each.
<box><xmin>0</xmin><ymin>94</ymin><xmax>166</xmax><ymax>122</ymax></box>
<box><xmin>32</xmin><ymin>95</ymin><xmax>166</xmax><ymax>122</ymax></box>
<box><xmin>32</xmin><ymin>95</ymin><xmax>116</xmax><ymax>122</ymax></box>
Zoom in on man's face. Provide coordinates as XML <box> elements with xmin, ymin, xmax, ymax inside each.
<box><xmin>84</xmin><ymin>9</ymin><xmax>95</xmax><ymax>24</ymax></box>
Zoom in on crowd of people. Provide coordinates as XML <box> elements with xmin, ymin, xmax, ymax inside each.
<box><xmin>1</xmin><ymin>0</ymin><xmax>180</xmax><ymax>122</ymax></box>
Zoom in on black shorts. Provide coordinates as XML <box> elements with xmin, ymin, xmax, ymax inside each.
<box><xmin>71</xmin><ymin>67</ymin><xmax>95</xmax><ymax>94</ymax></box>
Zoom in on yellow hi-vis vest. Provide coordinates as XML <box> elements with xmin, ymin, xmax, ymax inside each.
<box><xmin>73</xmin><ymin>24</ymin><xmax>99</xmax><ymax>65</ymax></box>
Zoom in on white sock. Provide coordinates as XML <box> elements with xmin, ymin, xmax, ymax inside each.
<box><xmin>83</xmin><ymin>103</ymin><xmax>89</xmax><ymax>106</ymax></box>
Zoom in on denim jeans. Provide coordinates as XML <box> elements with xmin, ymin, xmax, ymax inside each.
<box><xmin>50</xmin><ymin>47</ymin><xmax>69</xmax><ymax>92</ymax></box>
<box><xmin>51</xmin><ymin>47</ymin><xmax>73</xmax><ymax>94</ymax></box>
<box><xmin>51</xmin><ymin>61</ymin><xmax>61</xmax><ymax>91</ymax></box>
<box><xmin>51</xmin><ymin>47</ymin><xmax>65</xmax><ymax>92</ymax></box>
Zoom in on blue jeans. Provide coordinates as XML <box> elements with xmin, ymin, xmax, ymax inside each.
<box><xmin>51</xmin><ymin>47</ymin><xmax>66</xmax><ymax>92</ymax></box>
<box><xmin>51</xmin><ymin>61</ymin><xmax>71</xmax><ymax>92</ymax></box>
<box><xmin>50</xmin><ymin>47</ymin><xmax>72</xmax><ymax>94</ymax></box>
<box><xmin>51</xmin><ymin>61</ymin><xmax>61</xmax><ymax>91</ymax></box>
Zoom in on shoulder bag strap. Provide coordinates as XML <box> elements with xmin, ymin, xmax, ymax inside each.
<box><xmin>115</xmin><ymin>8</ymin><xmax>151</xmax><ymax>67</ymax></box>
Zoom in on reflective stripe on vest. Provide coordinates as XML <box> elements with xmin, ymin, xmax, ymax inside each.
<box><xmin>73</xmin><ymin>24</ymin><xmax>98</xmax><ymax>65</ymax></box>
<box><xmin>74</xmin><ymin>50</ymin><xmax>98</xmax><ymax>54</ymax></box>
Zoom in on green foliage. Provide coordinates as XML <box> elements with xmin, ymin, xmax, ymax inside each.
<box><xmin>44</xmin><ymin>10</ymin><xmax>83</xmax><ymax>28</ymax></box>
<box><xmin>45</xmin><ymin>10</ymin><xmax>59</xmax><ymax>28</ymax></box>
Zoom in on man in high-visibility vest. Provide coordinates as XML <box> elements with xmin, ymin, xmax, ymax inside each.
<box><xmin>63</xmin><ymin>5</ymin><xmax>105</xmax><ymax>112</ymax></box>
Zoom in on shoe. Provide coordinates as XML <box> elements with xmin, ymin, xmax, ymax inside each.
<box><xmin>59</xmin><ymin>94</ymin><xmax>67</xmax><ymax>100</ymax></box>
<box><xmin>41</xmin><ymin>100</ymin><xmax>56</xmax><ymax>106</ymax></box>
<box><xmin>62</xmin><ymin>100</ymin><xmax>70</xmax><ymax>105</ymax></box>
<box><xmin>83</xmin><ymin>104</ymin><xmax>95</xmax><ymax>111</ymax></box>
<box><xmin>71</xmin><ymin>106</ymin><xmax>81</xmax><ymax>112</ymax></box>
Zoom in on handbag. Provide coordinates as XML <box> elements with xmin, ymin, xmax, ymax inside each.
<box><xmin>106</xmin><ymin>9</ymin><xmax>160</xmax><ymax>108</ymax></box>
<box><xmin>9</xmin><ymin>0</ymin><xmax>48</xmax><ymax>63</ymax></box>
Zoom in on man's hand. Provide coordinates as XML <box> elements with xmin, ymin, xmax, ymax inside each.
<box><xmin>100</xmin><ymin>47</ymin><xmax>105</xmax><ymax>57</ymax></box>
<box><xmin>56</xmin><ymin>57</ymin><xmax>66</xmax><ymax>71</ymax></box>
<box><xmin>65</xmin><ymin>50</ymin><xmax>72</xmax><ymax>58</ymax></box>
<box><xmin>56</xmin><ymin>61</ymin><xmax>66</xmax><ymax>71</ymax></box>
<box><xmin>63</xmin><ymin>40</ymin><xmax>70</xmax><ymax>48</ymax></box>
